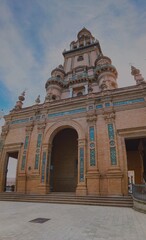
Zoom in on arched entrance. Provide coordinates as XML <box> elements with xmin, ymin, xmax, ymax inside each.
<box><xmin>50</xmin><ymin>128</ymin><xmax>78</xmax><ymax>192</ymax></box>
<box><xmin>125</xmin><ymin>137</ymin><xmax>146</xmax><ymax>192</ymax></box>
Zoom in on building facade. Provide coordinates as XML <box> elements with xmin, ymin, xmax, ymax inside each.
<box><xmin>0</xmin><ymin>28</ymin><xmax>146</xmax><ymax>196</ymax></box>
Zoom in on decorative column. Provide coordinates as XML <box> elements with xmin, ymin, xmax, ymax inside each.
<box><xmin>69</xmin><ymin>87</ymin><xmax>73</xmax><ymax>98</ymax></box>
<box><xmin>46</xmin><ymin>142</ymin><xmax>52</xmax><ymax>193</ymax></box>
<box><xmin>0</xmin><ymin>124</ymin><xmax>9</xmax><ymax>192</ymax></box>
<box><xmin>86</xmin><ymin>112</ymin><xmax>100</xmax><ymax>195</ymax></box>
<box><xmin>84</xmin><ymin>84</ymin><xmax>88</xmax><ymax>95</ymax></box>
<box><xmin>34</xmin><ymin>122</ymin><xmax>46</xmax><ymax>170</ymax></box>
<box><xmin>103</xmin><ymin>110</ymin><xmax>123</xmax><ymax>195</ymax></box>
<box><xmin>39</xmin><ymin>144</ymin><xmax>49</xmax><ymax>194</ymax></box>
<box><xmin>17</xmin><ymin>122</ymin><xmax>34</xmax><ymax>193</ymax></box>
<box><xmin>76</xmin><ymin>139</ymin><xmax>87</xmax><ymax>196</ymax></box>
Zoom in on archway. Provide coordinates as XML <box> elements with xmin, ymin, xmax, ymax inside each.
<box><xmin>4</xmin><ymin>152</ymin><xmax>18</xmax><ymax>192</ymax></box>
<box><xmin>50</xmin><ymin>128</ymin><xmax>78</xmax><ymax>192</ymax></box>
<box><xmin>125</xmin><ymin>137</ymin><xmax>146</xmax><ymax>192</ymax></box>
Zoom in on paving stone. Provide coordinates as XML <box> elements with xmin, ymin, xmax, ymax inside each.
<box><xmin>0</xmin><ymin>201</ymin><xmax>146</xmax><ymax>240</ymax></box>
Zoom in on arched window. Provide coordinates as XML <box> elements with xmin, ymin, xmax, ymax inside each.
<box><xmin>77</xmin><ymin>55</ymin><xmax>84</xmax><ymax>62</ymax></box>
<box><xmin>77</xmin><ymin>92</ymin><xmax>83</xmax><ymax>97</ymax></box>
<box><xmin>52</xmin><ymin>95</ymin><xmax>56</xmax><ymax>100</ymax></box>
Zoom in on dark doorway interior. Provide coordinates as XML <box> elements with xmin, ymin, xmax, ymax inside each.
<box><xmin>4</xmin><ymin>152</ymin><xmax>18</xmax><ymax>192</ymax></box>
<box><xmin>125</xmin><ymin>138</ymin><xmax>146</xmax><ymax>184</ymax></box>
<box><xmin>50</xmin><ymin>128</ymin><xmax>78</xmax><ymax>192</ymax></box>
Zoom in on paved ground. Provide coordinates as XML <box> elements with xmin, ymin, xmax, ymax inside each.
<box><xmin>0</xmin><ymin>201</ymin><xmax>146</xmax><ymax>240</ymax></box>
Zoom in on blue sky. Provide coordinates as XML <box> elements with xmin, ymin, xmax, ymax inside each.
<box><xmin>0</xmin><ymin>0</ymin><xmax>146</xmax><ymax>128</ymax></box>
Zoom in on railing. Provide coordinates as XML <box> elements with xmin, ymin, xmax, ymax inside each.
<box><xmin>132</xmin><ymin>184</ymin><xmax>146</xmax><ymax>201</ymax></box>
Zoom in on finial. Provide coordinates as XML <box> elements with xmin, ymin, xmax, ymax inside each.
<box><xmin>14</xmin><ymin>91</ymin><xmax>26</xmax><ymax>110</ymax></box>
<box><xmin>131</xmin><ymin>65</ymin><xmax>145</xmax><ymax>85</ymax></box>
<box><xmin>18</xmin><ymin>91</ymin><xmax>25</xmax><ymax>101</ymax></box>
<box><xmin>35</xmin><ymin>95</ymin><xmax>40</xmax><ymax>104</ymax></box>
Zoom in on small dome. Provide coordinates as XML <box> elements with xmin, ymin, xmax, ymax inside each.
<box><xmin>51</xmin><ymin>65</ymin><xmax>65</xmax><ymax>77</ymax></box>
<box><xmin>95</xmin><ymin>56</ymin><xmax>112</xmax><ymax>66</ymax></box>
<box><xmin>77</xmin><ymin>27</ymin><xmax>93</xmax><ymax>40</ymax></box>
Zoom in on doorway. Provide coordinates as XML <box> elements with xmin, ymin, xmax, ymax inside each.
<box><xmin>50</xmin><ymin>128</ymin><xmax>78</xmax><ymax>192</ymax></box>
<box><xmin>125</xmin><ymin>138</ymin><xmax>146</xmax><ymax>191</ymax></box>
<box><xmin>4</xmin><ymin>152</ymin><xmax>18</xmax><ymax>192</ymax></box>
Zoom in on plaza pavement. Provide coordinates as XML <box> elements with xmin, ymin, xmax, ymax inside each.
<box><xmin>0</xmin><ymin>201</ymin><xmax>146</xmax><ymax>240</ymax></box>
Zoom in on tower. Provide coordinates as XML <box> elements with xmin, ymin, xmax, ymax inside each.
<box><xmin>45</xmin><ymin>27</ymin><xmax>118</xmax><ymax>101</ymax></box>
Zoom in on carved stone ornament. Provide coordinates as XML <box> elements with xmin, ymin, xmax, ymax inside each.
<box><xmin>103</xmin><ymin>111</ymin><xmax>115</xmax><ymax>123</ymax></box>
<box><xmin>25</xmin><ymin>122</ymin><xmax>34</xmax><ymax>133</ymax></box>
<box><xmin>37</xmin><ymin>121</ymin><xmax>46</xmax><ymax>132</ymax></box>
<box><xmin>86</xmin><ymin>112</ymin><xmax>97</xmax><ymax>123</ymax></box>
<box><xmin>1</xmin><ymin>125</ymin><xmax>9</xmax><ymax>137</ymax></box>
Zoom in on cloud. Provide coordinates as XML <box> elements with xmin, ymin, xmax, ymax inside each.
<box><xmin>0</xmin><ymin>0</ymin><xmax>146</xmax><ymax>115</ymax></box>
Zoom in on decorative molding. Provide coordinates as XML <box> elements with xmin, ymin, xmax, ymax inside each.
<box><xmin>117</xmin><ymin>126</ymin><xmax>146</xmax><ymax>138</ymax></box>
<box><xmin>48</xmin><ymin>107</ymin><xmax>86</xmax><ymax>118</ymax></box>
<box><xmin>11</xmin><ymin>118</ymin><xmax>29</xmax><ymax>125</ymax></box>
<box><xmin>113</xmin><ymin>97</ymin><xmax>144</xmax><ymax>106</ymax></box>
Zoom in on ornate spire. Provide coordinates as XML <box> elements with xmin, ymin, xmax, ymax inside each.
<box><xmin>131</xmin><ymin>66</ymin><xmax>145</xmax><ymax>85</ymax></box>
<box><xmin>35</xmin><ymin>95</ymin><xmax>40</xmax><ymax>104</ymax></box>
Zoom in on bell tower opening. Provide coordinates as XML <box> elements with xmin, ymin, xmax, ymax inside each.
<box><xmin>50</xmin><ymin>128</ymin><xmax>78</xmax><ymax>192</ymax></box>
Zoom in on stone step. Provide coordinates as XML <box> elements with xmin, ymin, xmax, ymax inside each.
<box><xmin>0</xmin><ymin>193</ymin><xmax>133</xmax><ymax>207</ymax></box>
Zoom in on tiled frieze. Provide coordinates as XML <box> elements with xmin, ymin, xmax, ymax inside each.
<box><xmin>95</xmin><ymin>97</ymin><xmax>145</xmax><ymax>109</ymax></box>
<box><xmin>21</xmin><ymin>135</ymin><xmax>29</xmax><ymax>170</ymax></box>
<box><xmin>107</xmin><ymin>123</ymin><xmax>117</xmax><ymax>165</ymax></box>
<box><xmin>113</xmin><ymin>97</ymin><xmax>144</xmax><ymax>106</ymax></box>
<box><xmin>96</xmin><ymin>104</ymin><xmax>103</xmax><ymax>109</ymax></box>
<box><xmin>87</xmin><ymin>112</ymin><xmax>97</xmax><ymax>167</ymax></box>
<box><xmin>34</xmin><ymin>133</ymin><xmax>42</xmax><ymax>169</ymax></box>
<box><xmin>89</xmin><ymin>126</ymin><xmax>96</xmax><ymax>166</ymax></box>
<box><xmin>21</xmin><ymin>155</ymin><xmax>26</xmax><ymax>170</ymax></box>
<box><xmin>48</xmin><ymin>107</ymin><xmax>86</xmax><ymax>118</ymax></box>
<box><xmin>41</xmin><ymin>151</ymin><xmax>46</xmax><ymax>183</ymax></box>
<box><xmin>89</xmin><ymin>126</ymin><xmax>95</xmax><ymax>141</ymax></box>
<box><xmin>79</xmin><ymin>147</ymin><xmax>84</xmax><ymax>182</ymax></box>
<box><xmin>9</xmin><ymin>97</ymin><xmax>145</xmax><ymax>126</ymax></box>
<box><xmin>24</xmin><ymin>135</ymin><xmax>29</xmax><ymax>149</ymax></box>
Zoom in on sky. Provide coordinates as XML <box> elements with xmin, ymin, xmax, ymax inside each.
<box><xmin>0</xmin><ymin>0</ymin><xmax>146</xmax><ymax>131</ymax></box>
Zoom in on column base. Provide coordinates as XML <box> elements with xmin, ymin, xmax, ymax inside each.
<box><xmin>76</xmin><ymin>184</ymin><xmax>87</xmax><ymax>196</ymax></box>
<box><xmin>38</xmin><ymin>184</ymin><xmax>50</xmax><ymax>195</ymax></box>
<box><xmin>86</xmin><ymin>171</ymin><xmax>100</xmax><ymax>195</ymax></box>
<box><xmin>106</xmin><ymin>168</ymin><xmax>123</xmax><ymax>195</ymax></box>
<box><xmin>16</xmin><ymin>175</ymin><xmax>26</xmax><ymax>194</ymax></box>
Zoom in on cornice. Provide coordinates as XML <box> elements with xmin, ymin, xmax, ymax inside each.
<box><xmin>62</xmin><ymin>42</ymin><xmax>102</xmax><ymax>57</ymax></box>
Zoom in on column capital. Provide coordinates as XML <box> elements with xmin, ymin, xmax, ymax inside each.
<box><xmin>78</xmin><ymin>138</ymin><xmax>86</xmax><ymax>146</ymax></box>
<box><xmin>86</xmin><ymin>111</ymin><xmax>97</xmax><ymax>124</ymax></box>
<box><xmin>25</xmin><ymin>122</ymin><xmax>34</xmax><ymax>134</ymax></box>
<box><xmin>37</xmin><ymin>121</ymin><xmax>46</xmax><ymax>133</ymax></box>
<box><xmin>103</xmin><ymin>110</ymin><xmax>116</xmax><ymax>123</ymax></box>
